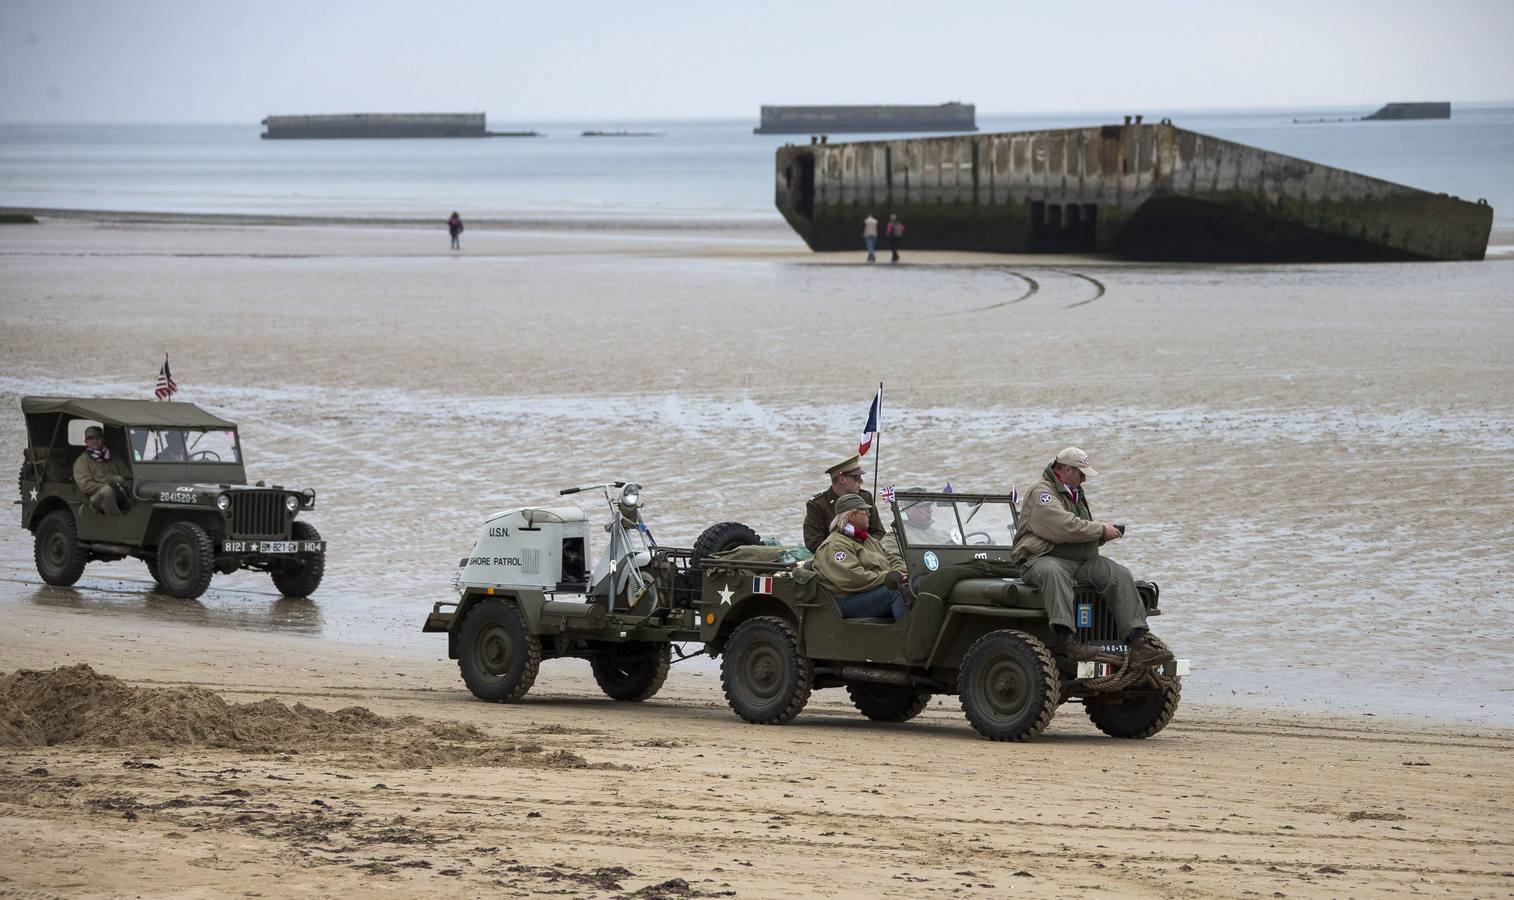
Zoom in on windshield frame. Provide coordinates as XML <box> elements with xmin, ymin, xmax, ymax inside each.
<box><xmin>126</xmin><ymin>425</ymin><xmax>243</xmax><ymax>466</ymax></box>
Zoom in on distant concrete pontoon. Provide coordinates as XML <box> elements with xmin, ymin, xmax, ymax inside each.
<box><xmin>260</xmin><ymin>113</ymin><xmax>537</xmax><ymax>139</ymax></box>
<box><xmin>1363</xmin><ymin>102</ymin><xmax>1451</xmax><ymax>121</ymax></box>
<box><xmin>774</xmin><ymin>120</ymin><xmax>1492</xmax><ymax>262</ymax></box>
<box><xmin>755</xmin><ymin>103</ymin><xmax>976</xmax><ymax>135</ymax></box>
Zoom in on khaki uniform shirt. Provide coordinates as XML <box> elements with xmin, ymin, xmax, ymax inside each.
<box><xmin>1010</xmin><ymin>464</ymin><xmax>1103</xmax><ymax>563</ymax></box>
<box><xmin>73</xmin><ymin>450</ymin><xmax>127</xmax><ymax>497</ymax></box>
<box><xmin>814</xmin><ymin>530</ymin><xmax>904</xmax><ymax>596</ymax></box>
<box><xmin>804</xmin><ymin>487</ymin><xmax>885</xmax><ymax>552</ymax></box>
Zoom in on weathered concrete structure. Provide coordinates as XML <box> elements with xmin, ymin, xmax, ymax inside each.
<box><xmin>262</xmin><ymin>113</ymin><xmax>487</xmax><ymax>139</ymax></box>
<box><xmin>1364</xmin><ymin>102</ymin><xmax>1451</xmax><ymax>121</ymax></box>
<box><xmin>755</xmin><ymin>103</ymin><xmax>976</xmax><ymax>135</ymax></box>
<box><xmin>773</xmin><ymin>121</ymin><xmax>1492</xmax><ymax>261</ymax></box>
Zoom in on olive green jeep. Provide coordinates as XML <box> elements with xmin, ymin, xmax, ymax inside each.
<box><xmin>18</xmin><ymin>396</ymin><xmax>326</xmax><ymax>600</ymax></box>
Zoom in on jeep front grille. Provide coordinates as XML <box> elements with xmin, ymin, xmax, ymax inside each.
<box><xmin>230</xmin><ymin>491</ymin><xmax>286</xmax><ymax>537</ymax></box>
<box><xmin>1074</xmin><ymin>589</ymin><xmax>1122</xmax><ymax>643</ymax></box>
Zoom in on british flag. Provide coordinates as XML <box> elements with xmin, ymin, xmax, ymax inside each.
<box><xmin>154</xmin><ymin>355</ymin><xmax>178</xmax><ymax>400</ymax></box>
<box><xmin>878</xmin><ymin>484</ymin><xmax>895</xmax><ymax>503</ymax></box>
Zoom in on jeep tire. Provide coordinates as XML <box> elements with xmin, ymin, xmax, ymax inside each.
<box><xmin>271</xmin><ymin>521</ymin><xmax>325</xmax><ymax>598</ymax></box>
<box><xmin>458</xmin><ymin>599</ymin><xmax>541</xmax><ymax>702</ymax></box>
<box><xmin>721</xmin><ymin>616</ymin><xmax>813</xmax><ymax>725</ymax></box>
<box><xmin>591</xmin><ymin>641</ymin><xmax>671</xmax><ymax>702</ymax></box>
<box><xmin>847</xmin><ymin>683</ymin><xmax>931</xmax><ymax>723</ymax></box>
<box><xmin>35</xmin><ymin>509</ymin><xmax>87</xmax><ymax>587</ymax></box>
<box><xmin>692</xmin><ymin>521</ymin><xmax>760</xmax><ymax>568</ymax></box>
<box><xmin>156</xmin><ymin>521</ymin><xmax>215</xmax><ymax>599</ymax></box>
<box><xmin>1087</xmin><ymin>676</ymin><xmax>1181</xmax><ymax>739</ymax></box>
<box><xmin>958</xmin><ymin>629</ymin><xmax>1060</xmax><ymax>742</ymax></box>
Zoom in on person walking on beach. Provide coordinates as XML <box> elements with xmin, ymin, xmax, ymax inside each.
<box><xmin>862</xmin><ymin>212</ymin><xmax>878</xmax><ymax>263</ymax></box>
<box><xmin>447</xmin><ymin>212</ymin><xmax>464</xmax><ymax>250</ymax></box>
<box><xmin>1010</xmin><ymin>447</ymin><xmax>1172</xmax><ymax>667</ymax></box>
<box><xmin>885</xmin><ymin>213</ymin><xmax>905</xmax><ymax>263</ymax></box>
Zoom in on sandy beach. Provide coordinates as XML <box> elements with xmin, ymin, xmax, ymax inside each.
<box><xmin>3</xmin><ymin>213</ymin><xmax>1514</xmax><ymax>897</ymax></box>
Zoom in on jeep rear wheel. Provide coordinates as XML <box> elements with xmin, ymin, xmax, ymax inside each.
<box><xmin>847</xmin><ymin>683</ymin><xmax>931</xmax><ymax>723</ymax></box>
<box><xmin>271</xmin><ymin>521</ymin><xmax>324</xmax><ymax>598</ymax></box>
<box><xmin>958</xmin><ymin>629</ymin><xmax>1060</xmax><ymax>741</ymax></box>
<box><xmin>721</xmin><ymin>616</ymin><xmax>812</xmax><ymax>725</ymax></box>
<box><xmin>591</xmin><ymin>642</ymin><xmax>671</xmax><ymax>702</ymax></box>
<box><xmin>156</xmin><ymin>522</ymin><xmax>215</xmax><ymax>599</ymax></box>
<box><xmin>35</xmin><ymin>509</ymin><xmax>87</xmax><ymax>587</ymax></box>
<box><xmin>1086</xmin><ymin>681</ymin><xmax>1182</xmax><ymax>739</ymax></box>
<box><xmin>457</xmin><ymin>599</ymin><xmax>541</xmax><ymax>702</ymax></box>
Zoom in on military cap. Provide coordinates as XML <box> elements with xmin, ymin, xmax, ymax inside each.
<box><xmin>825</xmin><ymin>455</ymin><xmax>865</xmax><ymax>479</ymax></box>
<box><xmin>84</xmin><ymin>425</ymin><xmax>104</xmax><ymax>439</ymax></box>
<box><xmin>833</xmin><ymin>493</ymin><xmax>870</xmax><ymax>515</ymax></box>
<box><xmin>1054</xmin><ymin>446</ymin><xmax>1098</xmax><ymax>477</ymax></box>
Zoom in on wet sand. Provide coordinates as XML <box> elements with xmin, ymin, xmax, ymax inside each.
<box><xmin>2</xmin><ymin>214</ymin><xmax>1514</xmax><ymax>896</ymax></box>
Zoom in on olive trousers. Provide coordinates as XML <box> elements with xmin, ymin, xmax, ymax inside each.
<box><xmin>1020</xmin><ymin>554</ymin><xmax>1147</xmax><ymax>636</ymax></box>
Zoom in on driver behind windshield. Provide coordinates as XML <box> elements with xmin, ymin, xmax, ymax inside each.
<box><xmin>73</xmin><ymin>425</ymin><xmax>130</xmax><ymax>515</ymax></box>
<box><xmin>899</xmin><ymin>490</ymin><xmax>962</xmax><ymax>546</ymax></box>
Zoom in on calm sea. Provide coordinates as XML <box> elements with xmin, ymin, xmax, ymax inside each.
<box><xmin>1</xmin><ymin>105</ymin><xmax>1511</xmax><ymax>227</ymax></box>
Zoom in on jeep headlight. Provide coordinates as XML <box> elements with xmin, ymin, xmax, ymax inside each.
<box><xmin>619</xmin><ymin>483</ymin><xmax>641</xmax><ymax>508</ymax></box>
<box><xmin>284</xmin><ymin>495</ymin><xmax>299</xmax><ymax>512</ymax></box>
<box><xmin>216</xmin><ymin>494</ymin><xmax>231</xmax><ymax>512</ymax></box>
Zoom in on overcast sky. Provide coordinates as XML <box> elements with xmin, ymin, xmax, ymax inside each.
<box><xmin>2</xmin><ymin>0</ymin><xmax>1511</xmax><ymax>123</ymax></box>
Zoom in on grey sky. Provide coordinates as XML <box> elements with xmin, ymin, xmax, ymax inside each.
<box><xmin>2</xmin><ymin>0</ymin><xmax>1511</xmax><ymax>123</ymax></box>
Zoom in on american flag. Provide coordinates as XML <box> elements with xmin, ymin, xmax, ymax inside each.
<box><xmin>878</xmin><ymin>484</ymin><xmax>895</xmax><ymax>503</ymax></box>
<box><xmin>154</xmin><ymin>355</ymin><xmax>178</xmax><ymax>400</ymax></box>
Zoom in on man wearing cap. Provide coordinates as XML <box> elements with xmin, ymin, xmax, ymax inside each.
<box><xmin>1010</xmin><ymin>447</ymin><xmax>1170</xmax><ymax>667</ymax></box>
<box><xmin>73</xmin><ymin>425</ymin><xmax>130</xmax><ymax>515</ymax></box>
<box><xmin>814</xmin><ymin>493</ymin><xmax>909</xmax><ymax>621</ymax></box>
<box><xmin>898</xmin><ymin>490</ymin><xmax>962</xmax><ymax>546</ymax></box>
<box><xmin>803</xmin><ymin>455</ymin><xmax>885</xmax><ymax>553</ymax></box>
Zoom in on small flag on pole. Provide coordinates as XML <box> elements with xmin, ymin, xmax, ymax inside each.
<box><xmin>154</xmin><ymin>355</ymin><xmax>178</xmax><ymax>400</ymax></box>
<box><xmin>858</xmin><ymin>385</ymin><xmax>881</xmax><ymax>457</ymax></box>
<box><xmin>879</xmin><ymin>484</ymin><xmax>895</xmax><ymax>503</ymax></box>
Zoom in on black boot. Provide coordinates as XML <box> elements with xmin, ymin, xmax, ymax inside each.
<box><xmin>1126</xmin><ymin>631</ymin><xmax>1174</xmax><ymax>668</ymax></box>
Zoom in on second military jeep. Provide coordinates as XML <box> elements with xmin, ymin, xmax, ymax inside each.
<box><xmin>18</xmin><ymin>396</ymin><xmax>326</xmax><ymax>600</ymax></box>
<box><xmin>424</xmin><ymin>482</ymin><xmax>1188</xmax><ymax>742</ymax></box>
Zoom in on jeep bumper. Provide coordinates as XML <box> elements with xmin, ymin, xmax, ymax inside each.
<box><xmin>1077</xmin><ymin>658</ymin><xmax>1190</xmax><ymax>679</ymax></box>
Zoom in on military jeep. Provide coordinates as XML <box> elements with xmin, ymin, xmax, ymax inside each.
<box><xmin>18</xmin><ymin>396</ymin><xmax>326</xmax><ymax>600</ymax></box>
<box><xmin>424</xmin><ymin>482</ymin><xmax>1187</xmax><ymax>742</ymax></box>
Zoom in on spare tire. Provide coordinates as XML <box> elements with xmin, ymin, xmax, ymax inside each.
<box><xmin>692</xmin><ymin>521</ymin><xmax>760</xmax><ymax>568</ymax></box>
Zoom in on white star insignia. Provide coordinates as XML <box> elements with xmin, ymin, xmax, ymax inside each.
<box><xmin>717</xmin><ymin>584</ymin><xmax>734</xmax><ymax>606</ymax></box>
<box><xmin>28</xmin><ymin>487</ymin><xmax>39</xmax><ymax>502</ymax></box>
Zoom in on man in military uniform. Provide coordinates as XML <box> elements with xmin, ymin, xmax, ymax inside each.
<box><xmin>73</xmin><ymin>425</ymin><xmax>130</xmax><ymax>515</ymax></box>
<box><xmin>1010</xmin><ymin>447</ymin><xmax>1170</xmax><ymax>666</ymax></box>
<box><xmin>897</xmin><ymin>490</ymin><xmax>962</xmax><ymax>546</ymax></box>
<box><xmin>803</xmin><ymin>455</ymin><xmax>885</xmax><ymax>552</ymax></box>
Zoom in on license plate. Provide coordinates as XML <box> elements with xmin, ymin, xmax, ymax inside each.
<box><xmin>260</xmin><ymin>541</ymin><xmax>298</xmax><ymax>553</ymax></box>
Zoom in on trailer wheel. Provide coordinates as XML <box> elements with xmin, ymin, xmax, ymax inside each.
<box><xmin>271</xmin><ymin>521</ymin><xmax>324</xmax><ymax>597</ymax></box>
<box><xmin>156</xmin><ymin>522</ymin><xmax>215</xmax><ymax>599</ymax></box>
<box><xmin>591</xmin><ymin>641</ymin><xmax>671</xmax><ymax>702</ymax></box>
<box><xmin>847</xmin><ymin>683</ymin><xmax>931</xmax><ymax>723</ymax></box>
<box><xmin>958</xmin><ymin>629</ymin><xmax>1060</xmax><ymax>741</ymax></box>
<box><xmin>721</xmin><ymin>616</ymin><xmax>812</xmax><ymax>725</ymax></box>
<box><xmin>692</xmin><ymin>521</ymin><xmax>760</xmax><ymax>568</ymax></box>
<box><xmin>35</xmin><ymin>509</ymin><xmax>87</xmax><ymax>587</ymax></box>
<box><xmin>457</xmin><ymin>599</ymin><xmax>541</xmax><ymax>702</ymax></box>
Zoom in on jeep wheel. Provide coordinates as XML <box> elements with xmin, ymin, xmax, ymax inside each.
<box><xmin>144</xmin><ymin>557</ymin><xmax>163</xmax><ymax>587</ymax></box>
<box><xmin>721</xmin><ymin>616</ymin><xmax>812</xmax><ymax>725</ymax></box>
<box><xmin>692</xmin><ymin>521</ymin><xmax>760</xmax><ymax>568</ymax></box>
<box><xmin>35</xmin><ymin>509</ymin><xmax>87</xmax><ymax>587</ymax></box>
<box><xmin>271</xmin><ymin>521</ymin><xmax>325</xmax><ymax>598</ymax></box>
<box><xmin>457</xmin><ymin>600</ymin><xmax>541</xmax><ymax>702</ymax></box>
<box><xmin>958</xmin><ymin>629</ymin><xmax>1060</xmax><ymax>742</ymax></box>
<box><xmin>847</xmin><ymin>683</ymin><xmax>931</xmax><ymax>723</ymax></box>
<box><xmin>1087</xmin><ymin>681</ymin><xmax>1182</xmax><ymax>739</ymax></box>
<box><xmin>156</xmin><ymin>521</ymin><xmax>215</xmax><ymax>599</ymax></box>
<box><xmin>591</xmin><ymin>642</ymin><xmax>671</xmax><ymax>702</ymax></box>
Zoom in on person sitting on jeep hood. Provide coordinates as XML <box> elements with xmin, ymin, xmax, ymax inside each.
<box><xmin>73</xmin><ymin>424</ymin><xmax>129</xmax><ymax>515</ymax></box>
<box><xmin>814</xmin><ymin>493</ymin><xmax>909</xmax><ymax>622</ymax></box>
<box><xmin>1010</xmin><ymin>446</ymin><xmax>1170</xmax><ymax>667</ymax></box>
<box><xmin>803</xmin><ymin>454</ymin><xmax>886</xmax><ymax>552</ymax></box>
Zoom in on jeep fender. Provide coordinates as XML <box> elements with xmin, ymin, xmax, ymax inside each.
<box><xmin>926</xmin><ymin>606</ymin><xmax>1045</xmax><ymax>670</ymax></box>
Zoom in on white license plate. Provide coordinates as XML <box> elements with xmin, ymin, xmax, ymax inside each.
<box><xmin>260</xmin><ymin>541</ymin><xmax>298</xmax><ymax>553</ymax></box>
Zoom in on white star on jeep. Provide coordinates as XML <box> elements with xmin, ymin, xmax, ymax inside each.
<box><xmin>28</xmin><ymin>487</ymin><xmax>38</xmax><ymax>501</ymax></box>
<box><xmin>718</xmin><ymin>584</ymin><xmax>734</xmax><ymax>606</ymax></box>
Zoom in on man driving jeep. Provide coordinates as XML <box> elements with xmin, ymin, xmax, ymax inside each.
<box><xmin>73</xmin><ymin>424</ymin><xmax>129</xmax><ymax>515</ymax></box>
<box><xmin>1010</xmin><ymin>447</ymin><xmax>1171</xmax><ymax>666</ymax></box>
<box><xmin>898</xmin><ymin>489</ymin><xmax>962</xmax><ymax>546</ymax></box>
<box><xmin>803</xmin><ymin>455</ymin><xmax>886</xmax><ymax>552</ymax></box>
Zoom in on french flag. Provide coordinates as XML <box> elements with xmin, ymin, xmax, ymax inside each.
<box><xmin>858</xmin><ymin>385</ymin><xmax>881</xmax><ymax>457</ymax></box>
<box><xmin>752</xmin><ymin>576</ymin><xmax>773</xmax><ymax>594</ymax></box>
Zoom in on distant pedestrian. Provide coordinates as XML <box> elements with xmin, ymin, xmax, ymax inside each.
<box><xmin>885</xmin><ymin>213</ymin><xmax>905</xmax><ymax>263</ymax></box>
<box><xmin>448</xmin><ymin>211</ymin><xmax>464</xmax><ymax>250</ymax></box>
<box><xmin>862</xmin><ymin>213</ymin><xmax>878</xmax><ymax>263</ymax></box>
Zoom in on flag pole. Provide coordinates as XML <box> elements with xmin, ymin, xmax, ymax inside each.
<box><xmin>871</xmin><ymin>381</ymin><xmax>883</xmax><ymax>499</ymax></box>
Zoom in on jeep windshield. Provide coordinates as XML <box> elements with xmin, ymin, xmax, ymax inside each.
<box><xmin>128</xmin><ymin>427</ymin><xmax>240</xmax><ymax>464</ymax></box>
<box><xmin>898</xmin><ymin>495</ymin><xmax>1019</xmax><ymax>547</ymax></box>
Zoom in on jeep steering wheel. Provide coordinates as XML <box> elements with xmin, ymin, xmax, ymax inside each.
<box><xmin>189</xmin><ymin>450</ymin><xmax>221</xmax><ymax>462</ymax></box>
<box><xmin>965</xmin><ymin>531</ymin><xmax>994</xmax><ymax>545</ymax></box>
